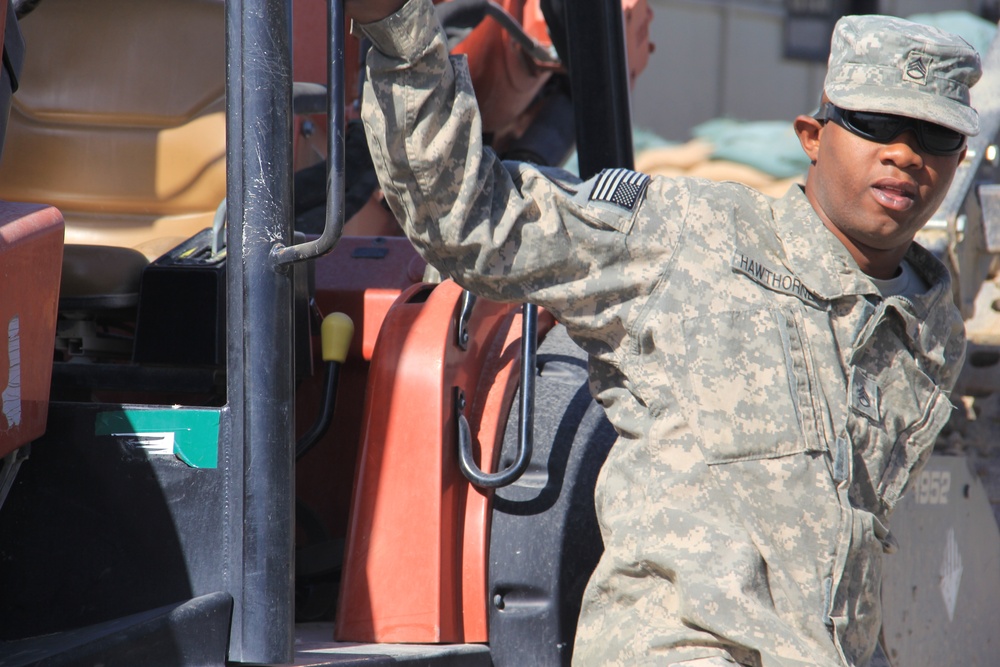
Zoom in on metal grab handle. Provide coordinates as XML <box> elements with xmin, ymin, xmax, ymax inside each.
<box><xmin>271</xmin><ymin>0</ymin><xmax>346</xmax><ymax>268</ymax></box>
<box><xmin>457</xmin><ymin>303</ymin><xmax>537</xmax><ymax>488</ymax></box>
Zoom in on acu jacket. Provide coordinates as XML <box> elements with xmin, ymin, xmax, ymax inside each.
<box><xmin>358</xmin><ymin>1</ymin><xmax>966</xmax><ymax>664</ymax></box>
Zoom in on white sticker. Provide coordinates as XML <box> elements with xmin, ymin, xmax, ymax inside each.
<box><xmin>2</xmin><ymin>315</ymin><xmax>21</xmax><ymax>430</ymax></box>
<box><xmin>112</xmin><ymin>431</ymin><xmax>177</xmax><ymax>456</ymax></box>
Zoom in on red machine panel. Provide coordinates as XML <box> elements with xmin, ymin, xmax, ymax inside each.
<box><xmin>0</xmin><ymin>202</ymin><xmax>63</xmax><ymax>457</ymax></box>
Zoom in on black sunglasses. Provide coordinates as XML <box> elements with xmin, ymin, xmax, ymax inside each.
<box><xmin>813</xmin><ymin>102</ymin><xmax>966</xmax><ymax>156</ymax></box>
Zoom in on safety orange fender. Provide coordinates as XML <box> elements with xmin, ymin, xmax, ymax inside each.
<box><xmin>296</xmin><ymin>236</ymin><xmax>426</xmax><ymax>542</ymax></box>
<box><xmin>336</xmin><ymin>279</ymin><xmax>553</xmax><ymax>643</ymax></box>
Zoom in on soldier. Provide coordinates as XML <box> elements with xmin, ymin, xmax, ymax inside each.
<box><xmin>345</xmin><ymin>0</ymin><xmax>980</xmax><ymax>664</ymax></box>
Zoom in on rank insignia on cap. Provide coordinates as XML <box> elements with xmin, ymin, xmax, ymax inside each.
<box><xmin>589</xmin><ymin>168</ymin><xmax>650</xmax><ymax>211</ymax></box>
<box><xmin>903</xmin><ymin>51</ymin><xmax>930</xmax><ymax>85</ymax></box>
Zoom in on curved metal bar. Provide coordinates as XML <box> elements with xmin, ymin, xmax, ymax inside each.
<box><xmin>457</xmin><ymin>303</ymin><xmax>537</xmax><ymax>488</ymax></box>
<box><xmin>271</xmin><ymin>0</ymin><xmax>346</xmax><ymax>268</ymax></box>
<box><xmin>459</xmin><ymin>406</ymin><xmax>533</xmax><ymax>489</ymax></box>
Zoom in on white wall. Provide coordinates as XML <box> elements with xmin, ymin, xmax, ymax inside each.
<box><xmin>632</xmin><ymin>0</ymin><xmax>987</xmax><ymax>141</ymax></box>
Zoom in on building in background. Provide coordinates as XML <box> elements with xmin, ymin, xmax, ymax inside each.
<box><xmin>632</xmin><ymin>0</ymin><xmax>994</xmax><ymax>141</ymax></box>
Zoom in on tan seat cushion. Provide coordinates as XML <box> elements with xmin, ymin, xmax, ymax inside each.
<box><xmin>0</xmin><ymin>0</ymin><xmax>226</xmax><ymax>260</ymax></box>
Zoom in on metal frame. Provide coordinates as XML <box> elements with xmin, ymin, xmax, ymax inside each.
<box><xmin>564</xmin><ymin>0</ymin><xmax>634</xmax><ymax>177</ymax></box>
<box><xmin>224</xmin><ymin>0</ymin><xmax>295</xmax><ymax>661</ymax></box>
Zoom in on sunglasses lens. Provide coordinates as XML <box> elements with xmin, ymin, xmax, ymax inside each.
<box><xmin>842</xmin><ymin>110</ymin><xmax>902</xmax><ymax>142</ymax></box>
<box><xmin>840</xmin><ymin>108</ymin><xmax>964</xmax><ymax>155</ymax></box>
<box><xmin>921</xmin><ymin>122</ymin><xmax>965</xmax><ymax>154</ymax></box>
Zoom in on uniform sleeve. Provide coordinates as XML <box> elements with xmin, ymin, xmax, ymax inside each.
<box><xmin>357</xmin><ymin>0</ymin><xmax>686</xmax><ymax>331</ymax></box>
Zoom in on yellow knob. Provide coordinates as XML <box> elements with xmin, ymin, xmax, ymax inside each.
<box><xmin>320</xmin><ymin>312</ymin><xmax>354</xmax><ymax>363</ymax></box>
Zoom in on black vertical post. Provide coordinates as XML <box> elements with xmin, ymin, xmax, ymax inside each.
<box><xmin>224</xmin><ymin>0</ymin><xmax>296</xmax><ymax>662</ymax></box>
<box><xmin>563</xmin><ymin>0</ymin><xmax>634</xmax><ymax>179</ymax></box>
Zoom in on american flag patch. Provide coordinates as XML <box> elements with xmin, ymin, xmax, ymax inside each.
<box><xmin>589</xmin><ymin>168</ymin><xmax>650</xmax><ymax>211</ymax></box>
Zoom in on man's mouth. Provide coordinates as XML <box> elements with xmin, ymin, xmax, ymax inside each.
<box><xmin>871</xmin><ymin>180</ymin><xmax>916</xmax><ymax>211</ymax></box>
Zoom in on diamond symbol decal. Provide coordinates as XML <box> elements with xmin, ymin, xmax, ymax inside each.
<box><xmin>940</xmin><ymin>527</ymin><xmax>963</xmax><ymax>622</ymax></box>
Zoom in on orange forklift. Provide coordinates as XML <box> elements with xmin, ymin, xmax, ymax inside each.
<box><xmin>0</xmin><ymin>0</ymin><xmax>635</xmax><ymax>664</ymax></box>
<box><xmin>2</xmin><ymin>0</ymin><xmax>998</xmax><ymax>665</ymax></box>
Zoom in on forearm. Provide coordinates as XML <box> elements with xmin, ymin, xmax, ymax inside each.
<box><xmin>357</xmin><ymin>0</ymin><xmax>578</xmax><ymax>303</ymax></box>
<box><xmin>355</xmin><ymin>0</ymin><xmax>668</xmax><ymax>339</ymax></box>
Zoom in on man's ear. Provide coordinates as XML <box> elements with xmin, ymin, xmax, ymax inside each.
<box><xmin>793</xmin><ymin>115</ymin><xmax>823</xmax><ymax>163</ymax></box>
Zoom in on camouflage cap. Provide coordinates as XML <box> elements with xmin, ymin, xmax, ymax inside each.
<box><xmin>824</xmin><ymin>15</ymin><xmax>982</xmax><ymax>136</ymax></box>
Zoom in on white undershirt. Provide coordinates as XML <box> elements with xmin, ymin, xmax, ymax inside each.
<box><xmin>869</xmin><ymin>259</ymin><xmax>927</xmax><ymax>299</ymax></box>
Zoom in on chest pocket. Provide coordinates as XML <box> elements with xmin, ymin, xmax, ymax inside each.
<box><xmin>846</xmin><ymin>303</ymin><xmax>953</xmax><ymax>514</ymax></box>
<box><xmin>682</xmin><ymin>306</ymin><xmax>825</xmax><ymax>464</ymax></box>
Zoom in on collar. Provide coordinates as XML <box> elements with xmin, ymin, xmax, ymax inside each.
<box><xmin>768</xmin><ymin>185</ymin><xmax>878</xmax><ymax>301</ymax></box>
<box><xmin>768</xmin><ymin>185</ymin><xmax>953</xmax><ymax>315</ymax></box>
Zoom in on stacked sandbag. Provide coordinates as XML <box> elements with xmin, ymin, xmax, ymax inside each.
<box><xmin>632</xmin><ymin>11</ymin><xmax>995</xmax><ymax>199</ymax></box>
<box><xmin>635</xmin><ymin>119</ymin><xmax>809</xmax><ymax>199</ymax></box>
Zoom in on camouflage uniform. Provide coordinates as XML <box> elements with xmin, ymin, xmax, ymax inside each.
<box><xmin>358</xmin><ymin>2</ymin><xmax>970</xmax><ymax>665</ymax></box>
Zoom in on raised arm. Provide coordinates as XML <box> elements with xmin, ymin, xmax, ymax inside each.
<box><xmin>349</xmin><ymin>0</ymin><xmax>671</xmax><ymax>319</ymax></box>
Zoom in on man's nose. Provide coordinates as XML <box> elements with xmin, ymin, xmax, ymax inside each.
<box><xmin>880</xmin><ymin>130</ymin><xmax>924</xmax><ymax>169</ymax></box>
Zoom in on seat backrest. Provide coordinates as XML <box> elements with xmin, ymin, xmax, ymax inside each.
<box><xmin>0</xmin><ymin>0</ymin><xmax>226</xmax><ymax>259</ymax></box>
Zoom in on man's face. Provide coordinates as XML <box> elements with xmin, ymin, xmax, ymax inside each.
<box><xmin>796</xmin><ymin>109</ymin><xmax>966</xmax><ymax>276</ymax></box>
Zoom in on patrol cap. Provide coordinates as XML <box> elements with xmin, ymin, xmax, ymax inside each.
<box><xmin>823</xmin><ymin>15</ymin><xmax>982</xmax><ymax>136</ymax></box>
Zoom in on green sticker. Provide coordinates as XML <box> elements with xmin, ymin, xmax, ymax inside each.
<box><xmin>95</xmin><ymin>408</ymin><xmax>221</xmax><ymax>469</ymax></box>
